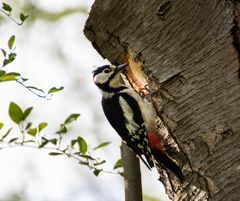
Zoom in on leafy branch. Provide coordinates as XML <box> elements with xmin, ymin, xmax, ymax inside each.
<box><xmin>0</xmin><ymin>102</ymin><xmax>123</xmax><ymax>177</ymax></box>
<box><xmin>0</xmin><ymin>34</ymin><xmax>64</xmax><ymax>99</ymax></box>
<box><xmin>1</xmin><ymin>2</ymin><xmax>29</xmax><ymax>25</ymax></box>
<box><xmin>0</xmin><ymin>1</ymin><xmax>123</xmax><ymax>179</ymax></box>
<box><xmin>0</xmin><ymin>3</ymin><xmax>61</xmax><ymax>99</ymax></box>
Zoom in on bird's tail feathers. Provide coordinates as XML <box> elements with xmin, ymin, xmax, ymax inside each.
<box><xmin>152</xmin><ymin>150</ymin><xmax>184</xmax><ymax>182</ymax></box>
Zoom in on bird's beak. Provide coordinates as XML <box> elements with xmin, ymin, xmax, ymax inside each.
<box><xmin>115</xmin><ymin>63</ymin><xmax>128</xmax><ymax>73</ymax></box>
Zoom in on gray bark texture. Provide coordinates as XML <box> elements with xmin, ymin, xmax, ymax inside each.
<box><xmin>84</xmin><ymin>1</ymin><xmax>240</xmax><ymax>201</ymax></box>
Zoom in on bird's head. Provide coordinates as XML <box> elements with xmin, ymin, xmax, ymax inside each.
<box><xmin>93</xmin><ymin>64</ymin><xmax>128</xmax><ymax>92</ymax></box>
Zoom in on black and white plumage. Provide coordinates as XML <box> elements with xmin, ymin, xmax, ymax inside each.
<box><xmin>93</xmin><ymin>64</ymin><xmax>184</xmax><ymax>182</ymax></box>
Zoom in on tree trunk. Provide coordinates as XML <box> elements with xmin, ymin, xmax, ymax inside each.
<box><xmin>84</xmin><ymin>1</ymin><xmax>240</xmax><ymax>201</ymax></box>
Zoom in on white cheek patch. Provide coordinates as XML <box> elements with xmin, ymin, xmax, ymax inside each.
<box><xmin>94</xmin><ymin>73</ymin><xmax>109</xmax><ymax>84</ymax></box>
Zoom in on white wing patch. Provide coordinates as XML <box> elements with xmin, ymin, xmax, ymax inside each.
<box><xmin>119</xmin><ymin>96</ymin><xmax>140</xmax><ymax>138</ymax></box>
<box><xmin>122</xmin><ymin>89</ymin><xmax>156</xmax><ymax>130</ymax></box>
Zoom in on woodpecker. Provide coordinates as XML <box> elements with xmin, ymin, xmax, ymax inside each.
<box><xmin>93</xmin><ymin>63</ymin><xmax>184</xmax><ymax>182</ymax></box>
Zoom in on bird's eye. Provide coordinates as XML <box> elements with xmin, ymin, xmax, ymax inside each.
<box><xmin>104</xmin><ymin>69</ymin><xmax>111</xmax><ymax>73</ymax></box>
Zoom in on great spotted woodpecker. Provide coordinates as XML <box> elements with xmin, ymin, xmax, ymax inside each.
<box><xmin>93</xmin><ymin>64</ymin><xmax>184</xmax><ymax>182</ymax></box>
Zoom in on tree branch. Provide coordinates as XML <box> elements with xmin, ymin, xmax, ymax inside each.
<box><xmin>121</xmin><ymin>142</ymin><xmax>142</xmax><ymax>201</ymax></box>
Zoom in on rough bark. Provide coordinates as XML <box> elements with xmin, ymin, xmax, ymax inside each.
<box><xmin>84</xmin><ymin>1</ymin><xmax>240</xmax><ymax>201</ymax></box>
<box><xmin>121</xmin><ymin>142</ymin><xmax>142</xmax><ymax>201</ymax></box>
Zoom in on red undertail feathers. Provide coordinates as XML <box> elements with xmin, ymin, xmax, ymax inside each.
<box><xmin>148</xmin><ymin>130</ymin><xmax>184</xmax><ymax>182</ymax></box>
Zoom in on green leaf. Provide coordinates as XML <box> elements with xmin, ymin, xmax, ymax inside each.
<box><xmin>0</xmin><ymin>70</ymin><xmax>5</xmax><ymax>76</ymax></box>
<box><xmin>93</xmin><ymin>169</ymin><xmax>101</xmax><ymax>176</ymax></box>
<box><xmin>2</xmin><ymin>128</ymin><xmax>12</xmax><ymax>139</ymax></box>
<box><xmin>2</xmin><ymin>3</ymin><xmax>12</xmax><ymax>13</ymax></box>
<box><xmin>8</xmin><ymin>102</ymin><xmax>23</xmax><ymax>124</ymax></box>
<box><xmin>40</xmin><ymin>137</ymin><xmax>58</xmax><ymax>146</ymax></box>
<box><xmin>3</xmin><ymin>59</ymin><xmax>11</xmax><ymax>67</ymax></box>
<box><xmin>8</xmin><ymin>35</ymin><xmax>15</xmax><ymax>49</ymax></box>
<box><xmin>1</xmin><ymin>49</ymin><xmax>6</xmax><ymax>57</ymax></box>
<box><xmin>9</xmin><ymin>52</ymin><xmax>16</xmax><ymax>60</ymax></box>
<box><xmin>77</xmin><ymin>136</ymin><xmax>87</xmax><ymax>154</ymax></box>
<box><xmin>38</xmin><ymin>122</ymin><xmax>48</xmax><ymax>132</ymax></box>
<box><xmin>3</xmin><ymin>52</ymin><xmax>17</xmax><ymax>66</ymax></box>
<box><xmin>20</xmin><ymin>77</ymin><xmax>28</xmax><ymax>82</ymax></box>
<box><xmin>93</xmin><ymin>141</ymin><xmax>111</xmax><ymax>150</ymax></box>
<box><xmin>71</xmin><ymin>139</ymin><xmax>77</xmax><ymax>146</ymax></box>
<box><xmin>64</xmin><ymin>113</ymin><xmax>80</xmax><ymax>124</ymax></box>
<box><xmin>56</xmin><ymin>125</ymin><xmax>67</xmax><ymax>134</ymax></box>
<box><xmin>25</xmin><ymin>122</ymin><xmax>32</xmax><ymax>130</ymax></box>
<box><xmin>48</xmin><ymin>86</ymin><xmax>64</xmax><ymax>94</ymax></box>
<box><xmin>8</xmin><ymin>137</ymin><xmax>18</xmax><ymax>143</ymax></box>
<box><xmin>0</xmin><ymin>122</ymin><xmax>3</xmax><ymax>130</ymax></box>
<box><xmin>5</xmin><ymin>72</ymin><xmax>20</xmax><ymax>77</ymax></box>
<box><xmin>49</xmin><ymin>138</ymin><xmax>57</xmax><ymax>145</ymax></box>
<box><xmin>39</xmin><ymin>138</ymin><xmax>49</xmax><ymax>148</ymax></box>
<box><xmin>77</xmin><ymin>154</ymin><xmax>95</xmax><ymax>160</ymax></box>
<box><xmin>79</xmin><ymin>161</ymin><xmax>89</xmax><ymax>166</ymax></box>
<box><xmin>0</xmin><ymin>72</ymin><xmax>20</xmax><ymax>81</ymax></box>
<box><xmin>22</xmin><ymin>107</ymin><xmax>33</xmax><ymax>121</ymax></box>
<box><xmin>113</xmin><ymin>159</ymin><xmax>123</xmax><ymax>170</ymax></box>
<box><xmin>19</xmin><ymin>13</ymin><xmax>29</xmax><ymax>23</ymax></box>
<box><xmin>27</xmin><ymin>128</ymin><xmax>37</xmax><ymax>136</ymax></box>
<box><xmin>49</xmin><ymin>152</ymin><xmax>63</xmax><ymax>156</ymax></box>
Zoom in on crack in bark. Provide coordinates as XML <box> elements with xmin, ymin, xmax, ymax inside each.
<box><xmin>231</xmin><ymin>2</ymin><xmax>240</xmax><ymax>79</ymax></box>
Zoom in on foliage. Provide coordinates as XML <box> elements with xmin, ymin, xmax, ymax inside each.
<box><xmin>0</xmin><ymin>33</ymin><xmax>64</xmax><ymax>99</ymax></box>
<box><xmin>0</xmin><ymin>101</ymin><xmax>123</xmax><ymax>177</ymax></box>
<box><xmin>1</xmin><ymin>2</ymin><xmax>29</xmax><ymax>25</ymax></box>
<box><xmin>0</xmin><ymin>2</ymin><xmax>123</xmax><ymax>178</ymax></box>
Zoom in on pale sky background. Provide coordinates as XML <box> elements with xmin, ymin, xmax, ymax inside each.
<box><xmin>0</xmin><ymin>1</ymin><xmax>169</xmax><ymax>201</ymax></box>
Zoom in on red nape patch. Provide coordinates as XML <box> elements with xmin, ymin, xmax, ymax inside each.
<box><xmin>147</xmin><ymin>131</ymin><xmax>164</xmax><ymax>152</ymax></box>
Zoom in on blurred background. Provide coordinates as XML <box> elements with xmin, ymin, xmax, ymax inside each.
<box><xmin>0</xmin><ymin>1</ymin><xmax>169</xmax><ymax>201</ymax></box>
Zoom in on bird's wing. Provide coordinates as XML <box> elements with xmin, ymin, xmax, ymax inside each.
<box><xmin>102</xmin><ymin>92</ymin><xmax>153</xmax><ymax>168</ymax></box>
